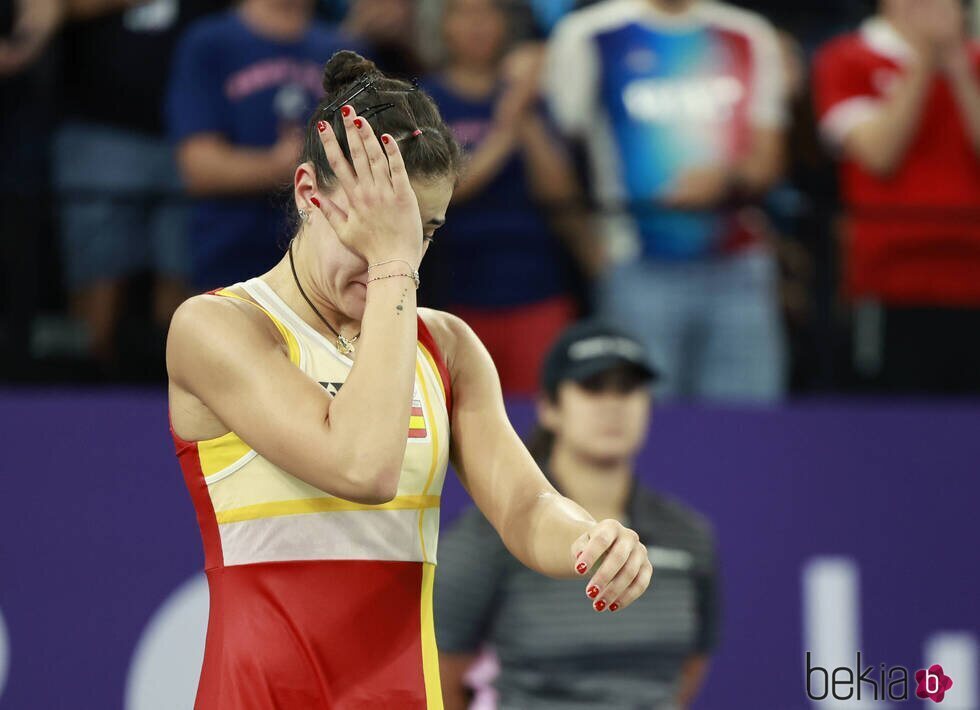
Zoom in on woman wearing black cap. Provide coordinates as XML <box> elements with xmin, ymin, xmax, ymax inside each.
<box><xmin>435</xmin><ymin>320</ymin><xmax>721</xmax><ymax>710</ymax></box>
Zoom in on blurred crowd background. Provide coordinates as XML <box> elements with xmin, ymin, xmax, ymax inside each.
<box><xmin>1</xmin><ymin>0</ymin><xmax>978</xmax><ymax>401</ymax></box>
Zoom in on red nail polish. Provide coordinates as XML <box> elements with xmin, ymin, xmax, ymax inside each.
<box><xmin>341</xmin><ymin>106</ymin><xmax>351</xmax><ymax>117</ymax></box>
<box><xmin>317</xmin><ymin>120</ymin><xmax>327</xmax><ymax>133</ymax></box>
<box><xmin>610</xmin><ymin>602</ymin><xmax>619</xmax><ymax>612</ymax></box>
<box><xmin>594</xmin><ymin>600</ymin><xmax>606</xmax><ymax>612</ymax></box>
<box><xmin>587</xmin><ymin>586</ymin><xmax>599</xmax><ymax>599</ymax></box>
<box><xmin>353</xmin><ymin>118</ymin><xmax>363</xmax><ymax>129</ymax></box>
<box><xmin>310</xmin><ymin>197</ymin><xmax>321</xmax><ymax>208</ymax></box>
<box><xmin>576</xmin><ymin>563</ymin><xmax>587</xmax><ymax>574</ymax></box>
<box><xmin>381</xmin><ymin>135</ymin><xmax>390</xmax><ymax>145</ymax></box>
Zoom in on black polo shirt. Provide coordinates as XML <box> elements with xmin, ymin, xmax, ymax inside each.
<box><xmin>434</xmin><ymin>476</ymin><xmax>721</xmax><ymax>710</ymax></box>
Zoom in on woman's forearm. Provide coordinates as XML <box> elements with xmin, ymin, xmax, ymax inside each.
<box><xmin>326</xmin><ymin>271</ymin><xmax>418</xmax><ymax>500</ymax></box>
<box><xmin>500</xmin><ymin>489</ymin><xmax>595</xmax><ymax>579</ymax></box>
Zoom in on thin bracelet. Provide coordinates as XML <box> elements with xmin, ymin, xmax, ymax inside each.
<box><xmin>367</xmin><ymin>272</ymin><xmax>420</xmax><ymax>289</ymax></box>
<box><xmin>368</xmin><ymin>258</ymin><xmax>416</xmax><ymax>271</ymax></box>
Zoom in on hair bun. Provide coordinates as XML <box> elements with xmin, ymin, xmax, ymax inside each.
<box><xmin>322</xmin><ymin>50</ymin><xmax>379</xmax><ymax>95</ymax></box>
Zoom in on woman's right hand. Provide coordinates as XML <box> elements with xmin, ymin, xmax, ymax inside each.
<box><xmin>315</xmin><ymin>106</ymin><xmax>423</xmax><ymax>266</ymax></box>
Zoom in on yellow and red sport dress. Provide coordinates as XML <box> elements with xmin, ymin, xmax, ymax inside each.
<box><xmin>171</xmin><ymin>278</ymin><xmax>451</xmax><ymax>709</ymax></box>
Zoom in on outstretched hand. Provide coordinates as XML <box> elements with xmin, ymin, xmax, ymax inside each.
<box><xmin>314</xmin><ymin>106</ymin><xmax>424</xmax><ymax>266</ymax></box>
<box><xmin>572</xmin><ymin>519</ymin><xmax>653</xmax><ymax>612</ymax></box>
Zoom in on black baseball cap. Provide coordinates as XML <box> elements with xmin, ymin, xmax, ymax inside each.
<box><xmin>541</xmin><ymin>320</ymin><xmax>660</xmax><ymax>396</ymax></box>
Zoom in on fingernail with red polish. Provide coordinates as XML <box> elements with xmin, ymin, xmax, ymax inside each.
<box><xmin>317</xmin><ymin>120</ymin><xmax>327</xmax><ymax>133</ymax></box>
<box><xmin>341</xmin><ymin>105</ymin><xmax>351</xmax><ymax>117</ymax></box>
<box><xmin>310</xmin><ymin>197</ymin><xmax>321</xmax><ymax>208</ymax></box>
<box><xmin>353</xmin><ymin>118</ymin><xmax>363</xmax><ymax>129</ymax></box>
<box><xmin>594</xmin><ymin>600</ymin><xmax>606</xmax><ymax>612</ymax></box>
<box><xmin>609</xmin><ymin>602</ymin><xmax>619</xmax><ymax>612</ymax></box>
<box><xmin>576</xmin><ymin>563</ymin><xmax>587</xmax><ymax>574</ymax></box>
<box><xmin>382</xmin><ymin>134</ymin><xmax>390</xmax><ymax>145</ymax></box>
<box><xmin>587</xmin><ymin>586</ymin><xmax>599</xmax><ymax>599</ymax></box>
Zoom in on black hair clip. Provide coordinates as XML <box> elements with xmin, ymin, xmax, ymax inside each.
<box><xmin>359</xmin><ymin>102</ymin><xmax>396</xmax><ymax>120</ymax></box>
<box><xmin>322</xmin><ymin>74</ymin><xmax>378</xmax><ymax>115</ymax></box>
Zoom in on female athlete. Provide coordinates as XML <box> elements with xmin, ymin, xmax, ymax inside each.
<box><xmin>166</xmin><ymin>50</ymin><xmax>653</xmax><ymax>709</ymax></box>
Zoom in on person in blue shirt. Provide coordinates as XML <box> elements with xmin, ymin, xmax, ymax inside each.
<box><xmin>544</xmin><ymin>0</ymin><xmax>790</xmax><ymax>402</ymax></box>
<box><xmin>167</xmin><ymin>0</ymin><xmax>358</xmax><ymax>291</ymax></box>
<box><xmin>420</xmin><ymin>0</ymin><xmax>602</xmax><ymax>396</ymax></box>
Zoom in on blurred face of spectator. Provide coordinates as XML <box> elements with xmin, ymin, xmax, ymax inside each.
<box><xmin>542</xmin><ymin>367</ymin><xmax>652</xmax><ymax>465</ymax></box>
<box><xmin>296</xmin><ymin>172</ymin><xmax>453</xmax><ymax>320</ymax></box>
<box><xmin>443</xmin><ymin>0</ymin><xmax>508</xmax><ymax>69</ymax></box>
<box><xmin>346</xmin><ymin>0</ymin><xmax>416</xmax><ymax>43</ymax></box>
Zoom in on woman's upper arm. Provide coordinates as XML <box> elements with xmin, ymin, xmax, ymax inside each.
<box><xmin>167</xmin><ymin>296</ymin><xmax>369</xmax><ymax>500</ymax></box>
<box><xmin>431</xmin><ymin>312</ymin><xmax>556</xmax><ymax>533</ymax></box>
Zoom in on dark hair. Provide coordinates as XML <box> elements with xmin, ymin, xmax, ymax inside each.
<box><xmin>301</xmin><ymin>51</ymin><xmax>462</xmax><ymax>196</ymax></box>
<box><xmin>526</xmin><ymin>424</ymin><xmax>555</xmax><ymax>465</ymax></box>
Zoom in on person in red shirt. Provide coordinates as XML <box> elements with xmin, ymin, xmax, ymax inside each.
<box><xmin>813</xmin><ymin>0</ymin><xmax>980</xmax><ymax>393</ymax></box>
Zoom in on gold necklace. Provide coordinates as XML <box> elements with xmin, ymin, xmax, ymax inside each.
<box><xmin>288</xmin><ymin>241</ymin><xmax>360</xmax><ymax>354</ymax></box>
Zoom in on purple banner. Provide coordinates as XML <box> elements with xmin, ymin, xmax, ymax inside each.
<box><xmin>0</xmin><ymin>391</ymin><xmax>977</xmax><ymax>709</ymax></box>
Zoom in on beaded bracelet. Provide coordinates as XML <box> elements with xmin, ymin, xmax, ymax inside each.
<box><xmin>367</xmin><ymin>272</ymin><xmax>420</xmax><ymax>289</ymax></box>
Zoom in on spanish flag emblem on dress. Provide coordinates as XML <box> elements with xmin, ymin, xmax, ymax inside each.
<box><xmin>408</xmin><ymin>395</ymin><xmax>427</xmax><ymax>438</ymax></box>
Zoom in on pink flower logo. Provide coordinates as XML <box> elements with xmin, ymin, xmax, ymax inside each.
<box><xmin>915</xmin><ymin>664</ymin><xmax>953</xmax><ymax>703</ymax></box>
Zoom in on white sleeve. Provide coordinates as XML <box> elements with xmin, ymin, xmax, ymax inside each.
<box><xmin>746</xmin><ymin>20</ymin><xmax>788</xmax><ymax>130</ymax></box>
<box><xmin>542</xmin><ymin>16</ymin><xmax>599</xmax><ymax>139</ymax></box>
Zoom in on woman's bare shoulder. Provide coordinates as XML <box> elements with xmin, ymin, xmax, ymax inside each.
<box><xmin>167</xmin><ymin>292</ymin><xmax>285</xmax><ymax>387</ymax></box>
<box><xmin>417</xmin><ymin>308</ymin><xmax>493</xmax><ymax>383</ymax></box>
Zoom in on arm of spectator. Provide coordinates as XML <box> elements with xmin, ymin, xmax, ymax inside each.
<box><xmin>453</xmin><ymin>45</ymin><xmax>545</xmax><ymax>204</ymax></box>
<box><xmin>944</xmin><ymin>46</ymin><xmax>980</xmax><ymax>158</ymax></box>
<box><xmin>167</xmin><ymin>21</ymin><xmax>303</xmax><ymax>196</ymax></box>
<box><xmin>837</xmin><ymin>60</ymin><xmax>933</xmax><ymax>178</ymax></box>
<box><xmin>517</xmin><ymin>113</ymin><xmax>607</xmax><ymax>278</ymax></box>
<box><xmin>450</xmin><ymin>125</ymin><xmax>519</xmax><ymax>204</ymax></box>
<box><xmin>663</xmin><ymin>127</ymin><xmax>785</xmax><ymax>210</ymax></box>
<box><xmin>676</xmin><ymin>526</ymin><xmax>721</xmax><ymax>707</ymax></box>
<box><xmin>434</xmin><ymin>509</ymin><xmax>508</xmax><ymax>710</ymax></box>
<box><xmin>0</xmin><ymin>0</ymin><xmax>63</xmax><ymax>77</ymax></box>
<box><xmin>542</xmin><ymin>14</ymin><xmax>598</xmax><ymax>140</ymax></box>
<box><xmin>177</xmin><ymin>130</ymin><xmax>304</xmax><ymax>196</ymax></box>
<box><xmin>439</xmin><ymin>653</ymin><xmax>478</xmax><ymax>710</ymax></box>
<box><xmin>675</xmin><ymin>655</ymin><xmax>712</xmax><ymax>709</ymax></box>
<box><xmin>815</xmin><ymin>1</ymin><xmax>967</xmax><ymax>177</ymax></box>
<box><xmin>64</xmin><ymin>0</ymin><xmax>147</xmax><ymax>21</ymax></box>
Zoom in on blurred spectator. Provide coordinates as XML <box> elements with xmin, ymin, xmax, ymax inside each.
<box><xmin>54</xmin><ymin>0</ymin><xmax>230</xmax><ymax>369</ymax></box>
<box><xmin>544</xmin><ymin>0</ymin><xmax>790</xmax><ymax>402</ymax></box>
<box><xmin>0</xmin><ymin>0</ymin><xmax>61</xmax><ymax>375</ymax></box>
<box><xmin>813</xmin><ymin>0</ymin><xmax>980</xmax><ymax>393</ymax></box>
<box><xmin>340</xmin><ymin>0</ymin><xmax>425</xmax><ymax>78</ymax></box>
<box><xmin>767</xmin><ymin>29</ymin><xmax>836</xmax><ymax>392</ymax></box>
<box><xmin>0</xmin><ymin>0</ymin><xmax>62</xmax><ymax>76</ymax></box>
<box><xmin>167</xmin><ymin>0</ymin><xmax>354</xmax><ymax>292</ymax></box>
<box><xmin>436</xmin><ymin>320</ymin><xmax>720</xmax><ymax>710</ymax></box>
<box><xmin>421</xmin><ymin>0</ymin><xmax>601</xmax><ymax>395</ymax></box>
